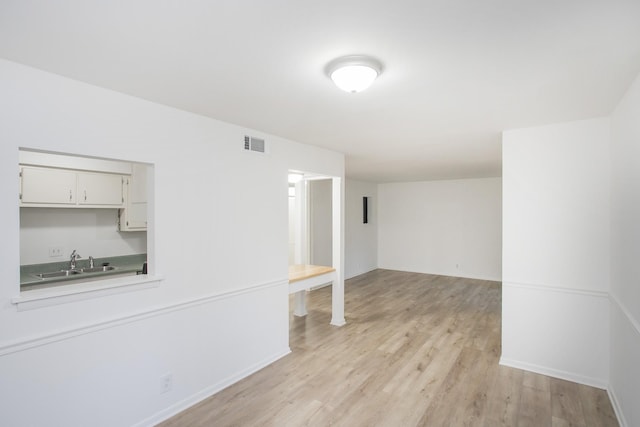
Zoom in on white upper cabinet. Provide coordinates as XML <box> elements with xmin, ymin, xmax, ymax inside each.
<box><xmin>78</xmin><ymin>172</ymin><xmax>124</xmax><ymax>206</ymax></box>
<box><xmin>20</xmin><ymin>166</ymin><xmax>124</xmax><ymax>208</ymax></box>
<box><xmin>119</xmin><ymin>163</ymin><xmax>148</xmax><ymax>231</ymax></box>
<box><xmin>20</xmin><ymin>166</ymin><xmax>77</xmax><ymax>205</ymax></box>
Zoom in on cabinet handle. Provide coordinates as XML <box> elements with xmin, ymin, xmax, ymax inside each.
<box><xmin>69</xmin><ymin>190</ymin><xmax>72</xmax><ymax>201</ymax></box>
<box><xmin>84</xmin><ymin>190</ymin><xmax>87</xmax><ymax>201</ymax></box>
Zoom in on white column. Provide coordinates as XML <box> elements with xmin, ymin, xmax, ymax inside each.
<box><xmin>330</xmin><ymin>176</ymin><xmax>346</xmax><ymax>326</ymax></box>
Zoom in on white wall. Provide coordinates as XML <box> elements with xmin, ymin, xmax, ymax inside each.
<box><xmin>377</xmin><ymin>177</ymin><xmax>501</xmax><ymax>281</ymax></box>
<box><xmin>20</xmin><ymin>208</ymin><xmax>147</xmax><ymax>265</ymax></box>
<box><xmin>609</xmin><ymin>72</ymin><xmax>640</xmax><ymax>427</ymax></box>
<box><xmin>345</xmin><ymin>179</ymin><xmax>378</xmax><ymax>279</ymax></box>
<box><xmin>309</xmin><ymin>179</ymin><xmax>332</xmax><ymax>266</ymax></box>
<box><xmin>0</xmin><ymin>59</ymin><xmax>343</xmax><ymax>427</ymax></box>
<box><xmin>501</xmin><ymin>117</ymin><xmax>610</xmax><ymax>388</ymax></box>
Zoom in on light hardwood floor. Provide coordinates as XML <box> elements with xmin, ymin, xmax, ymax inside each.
<box><xmin>159</xmin><ymin>269</ymin><xmax>618</xmax><ymax>427</ymax></box>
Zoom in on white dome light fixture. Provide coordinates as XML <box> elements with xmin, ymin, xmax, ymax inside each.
<box><xmin>327</xmin><ymin>55</ymin><xmax>383</xmax><ymax>93</ymax></box>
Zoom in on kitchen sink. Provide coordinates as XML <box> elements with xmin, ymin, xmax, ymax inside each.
<box><xmin>37</xmin><ymin>270</ymin><xmax>82</xmax><ymax>279</ymax></box>
<box><xmin>80</xmin><ymin>266</ymin><xmax>116</xmax><ymax>273</ymax></box>
<box><xmin>34</xmin><ymin>265</ymin><xmax>116</xmax><ymax>280</ymax></box>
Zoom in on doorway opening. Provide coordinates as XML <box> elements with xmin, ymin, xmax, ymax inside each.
<box><xmin>287</xmin><ymin>170</ymin><xmax>345</xmax><ymax>326</ymax></box>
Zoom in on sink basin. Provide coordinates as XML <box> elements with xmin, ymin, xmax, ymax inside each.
<box><xmin>80</xmin><ymin>266</ymin><xmax>116</xmax><ymax>273</ymax></box>
<box><xmin>34</xmin><ymin>265</ymin><xmax>116</xmax><ymax>279</ymax></box>
<box><xmin>37</xmin><ymin>270</ymin><xmax>81</xmax><ymax>279</ymax></box>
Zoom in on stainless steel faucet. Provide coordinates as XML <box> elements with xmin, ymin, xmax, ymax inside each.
<box><xmin>70</xmin><ymin>250</ymin><xmax>82</xmax><ymax>270</ymax></box>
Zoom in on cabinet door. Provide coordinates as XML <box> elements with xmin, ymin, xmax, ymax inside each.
<box><xmin>119</xmin><ymin>164</ymin><xmax>148</xmax><ymax>230</ymax></box>
<box><xmin>77</xmin><ymin>172</ymin><xmax>124</xmax><ymax>206</ymax></box>
<box><xmin>20</xmin><ymin>166</ymin><xmax>76</xmax><ymax>205</ymax></box>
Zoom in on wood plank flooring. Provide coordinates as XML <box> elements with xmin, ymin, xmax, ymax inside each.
<box><xmin>158</xmin><ymin>269</ymin><xmax>618</xmax><ymax>427</ymax></box>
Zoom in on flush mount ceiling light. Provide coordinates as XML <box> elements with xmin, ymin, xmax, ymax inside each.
<box><xmin>327</xmin><ymin>55</ymin><xmax>383</xmax><ymax>93</ymax></box>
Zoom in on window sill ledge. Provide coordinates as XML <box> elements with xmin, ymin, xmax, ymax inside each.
<box><xmin>12</xmin><ymin>274</ymin><xmax>163</xmax><ymax>311</ymax></box>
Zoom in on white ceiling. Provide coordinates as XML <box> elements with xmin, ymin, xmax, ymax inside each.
<box><xmin>2</xmin><ymin>0</ymin><xmax>640</xmax><ymax>182</ymax></box>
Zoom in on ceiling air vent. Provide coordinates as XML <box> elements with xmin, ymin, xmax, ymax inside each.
<box><xmin>244</xmin><ymin>135</ymin><xmax>266</xmax><ymax>153</ymax></box>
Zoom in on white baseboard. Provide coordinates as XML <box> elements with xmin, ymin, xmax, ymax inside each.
<box><xmin>607</xmin><ymin>385</ymin><xmax>628</xmax><ymax>427</ymax></box>
<box><xmin>499</xmin><ymin>357</ymin><xmax>608</xmax><ymax>390</ymax></box>
<box><xmin>134</xmin><ymin>348</ymin><xmax>291</xmax><ymax>427</ymax></box>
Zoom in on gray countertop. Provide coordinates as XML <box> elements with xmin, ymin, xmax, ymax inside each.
<box><xmin>20</xmin><ymin>254</ymin><xmax>147</xmax><ymax>290</ymax></box>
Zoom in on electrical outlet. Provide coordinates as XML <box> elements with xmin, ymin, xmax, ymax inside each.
<box><xmin>160</xmin><ymin>373</ymin><xmax>172</xmax><ymax>394</ymax></box>
<box><xmin>49</xmin><ymin>246</ymin><xmax>63</xmax><ymax>258</ymax></box>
